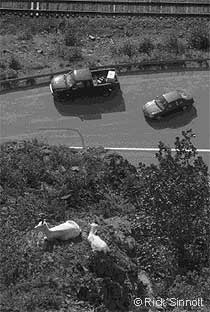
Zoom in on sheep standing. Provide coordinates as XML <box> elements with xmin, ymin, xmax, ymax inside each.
<box><xmin>34</xmin><ymin>219</ymin><xmax>81</xmax><ymax>241</ymax></box>
<box><xmin>87</xmin><ymin>223</ymin><xmax>110</xmax><ymax>253</ymax></box>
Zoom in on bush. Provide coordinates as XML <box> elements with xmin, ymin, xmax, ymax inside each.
<box><xmin>56</xmin><ymin>45</ymin><xmax>83</xmax><ymax>62</ymax></box>
<box><xmin>163</xmin><ymin>34</ymin><xmax>186</xmax><ymax>56</ymax></box>
<box><xmin>138</xmin><ymin>37</ymin><xmax>154</xmax><ymax>56</ymax></box>
<box><xmin>26</xmin><ymin>77</ymin><xmax>36</xmax><ymax>87</ymax></box>
<box><xmin>129</xmin><ymin>130</ymin><xmax>210</xmax><ymax>277</ymax></box>
<box><xmin>0</xmin><ymin>68</ymin><xmax>18</xmax><ymax>90</ymax></box>
<box><xmin>188</xmin><ymin>26</ymin><xmax>210</xmax><ymax>51</ymax></box>
<box><xmin>0</xmin><ymin>54</ymin><xmax>22</xmax><ymax>72</ymax></box>
<box><xmin>9</xmin><ymin>56</ymin><xmax>22</xmax><ymax>70</ymax></box>
<box><xmin>64</xmin><ymin>28</ymin><xmax>81</xmax><ymax>47</ymax></box>
<box><xmin>17</xmin><ymin>31</ymin><xmax>33</xmax><ymax>41</ymax></box>
<box><xmin>110</xmin><ymin>39</ymin><xmax>138</xmax><ymax>58</ymax></box>
<box><xmin>65</xmin><ymin>47</ymin><xmax>83</xmax><ymax>62</ymax></box>
<box><xmin>167</xmin><ymin>268</ymin><xmax>210</xmax><ymax>303</ymax></box>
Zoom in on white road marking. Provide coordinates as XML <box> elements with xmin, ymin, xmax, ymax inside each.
<box><xmin>69</xmin><ymin>146</ymin><xmax>210</xmax><ymax>153</ymax></box>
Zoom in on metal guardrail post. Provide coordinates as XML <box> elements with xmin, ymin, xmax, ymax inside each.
<box><xmin>37</xmin><ymin>127</ymin><xmax>85</xmax><ymax>149</ymax></box>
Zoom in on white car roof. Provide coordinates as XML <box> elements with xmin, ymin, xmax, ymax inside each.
<box><xmin>162</xmin><ymin>91</ymin><xmax>181</xmax><ymax>103</ymax></box>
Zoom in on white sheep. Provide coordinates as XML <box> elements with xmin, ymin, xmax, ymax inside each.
<box><xmin>87</xmin><ymin>223</ymin><xmax>110</xmax><ymax>253</ymax></box>
<box><xmin>34</xmin><ymin>219</ymin><xmax>81</xmax><ymax>241</ymax></box>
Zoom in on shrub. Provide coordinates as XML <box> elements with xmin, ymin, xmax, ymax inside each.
<box><xmin>26</xmin><ymin>77</ymin><xmax>36</xmax><ymax>87</ymax></box>
<box><xmin>138</xmin><ymin>37</ymin><xmax>154</xmax><ymax>56</ymax></box>
<box><xmin>129</xmin><ymin>130</ymin><xmax>210</xmax><ymax>277</ymax></box>
<box><xmin>119</xmin><ymin>40</ymin><xmax>138</xmax><ymax>58</ymax></box>
<box><xmin>9</xmin><ymin>56</ymin><xmax>22</xmax><ymax>70</ymax></box>
<box><xmin>0</xmin><ymin>68</ymin><xmax>18</xmax><ymax>90</ymax></box>
<box><xmin>56</xmin><ymin>45</ymin><xmax>83</xmax><ymax>62</ymax></box>
<box><xmin>64</xmin><ymin>28</ymin><xmax>81</xmax><ymax>47</ymax></box>
<box><xmin>17</xmin><ymin>31</ymin><xmax>33</xmax><ymax>41</ymax></box>
<box><xmin>0</xmin><ymin>54</ymin><xmax>21</xmax><ymax>72</ymax></box>
<box><xmin>65</xmin><ymin>47</ymin><xmax>83</xmax><ymax>62</ymax></box>
<box><xmin>163</xmin><ymin>34</ymin><xmax>186</xmax><ymax>56</ymax></box>
<box><xmin>167</xmin><ymin>268</ymin><xmax>210</xmax><ymax>303</ymax></box>
<box><xmin>188</xmin><ymin>26</ymin><xmax>210</xmax><ymax>51</ymax></box>
<box><xmin>110</xmin><ymin>39</ymin><xmax>138</xmax><ymax>58</ymax></box>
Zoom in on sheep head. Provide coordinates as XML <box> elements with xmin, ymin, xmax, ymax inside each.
<box><xmin>90</xmin><ymin>222</ymin><xmax>99</xmax><ymax>234</ymax></box>
<box><xmin>34</xmin><ymin>219</ymin><xmax>47</xmax><ymax>229</ymax></box>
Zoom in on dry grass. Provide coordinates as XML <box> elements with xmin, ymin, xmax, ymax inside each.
<box><xmin>0</xmin><ymin>16</ymin><xmax>209</xmax><ymax>78</ymax></box>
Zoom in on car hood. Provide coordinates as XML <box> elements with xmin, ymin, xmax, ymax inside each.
<box><xmin>143</xmin><ymin>100</ymin><xmax>162</xmax><ymax>115</ymax></box>
<box><xmin>50</xmin><ymin>75</ymin><xmax>67</xmax><ymax>90</ymax></box>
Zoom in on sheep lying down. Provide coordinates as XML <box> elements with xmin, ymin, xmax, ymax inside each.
<box><xmin>34</xmin><ymin>220</ymin><xmax>81</xmax><ymax>241</ymax></box>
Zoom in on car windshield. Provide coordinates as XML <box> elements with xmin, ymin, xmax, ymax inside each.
<box><xmin>154</xmin><ymin>95</ymin><xmax>168</xmax><ymax>110</ymax></box>
<box><xmin>65</xmin><ymin>72</ymin><xmax>75</xmax><ymax>87</ymax></box>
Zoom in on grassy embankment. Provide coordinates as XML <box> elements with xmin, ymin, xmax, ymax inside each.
<box><xmin>0</xmin><ymin>130</ymin><xmax>210</xmax><ymax>312</ymax></box>
<box><xmin>0</xmin><ymin>16</ymin><xmax>209</xmax><ymax>80</ymax></box>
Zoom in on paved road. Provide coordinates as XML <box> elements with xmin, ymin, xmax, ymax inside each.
<box><xmin>0</xmin><ymin>71</ymin><xmax>209</xmax><ymax>166</ymax></box>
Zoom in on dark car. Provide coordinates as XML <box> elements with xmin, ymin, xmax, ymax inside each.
<box><xmin>50</xmin><ymin>67</ymin><xmax>120</xmax><ymax>100</ymax></box>
<box><xmin>142</xmin><ymin>90</ymin><xmax>194</xmax><ymax>119</ymax></box>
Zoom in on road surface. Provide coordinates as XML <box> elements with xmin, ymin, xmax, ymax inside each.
<box><xmin>0</xmin><ymin>71</ymin><xmax>209</xmax><ymax>166</ymax></box>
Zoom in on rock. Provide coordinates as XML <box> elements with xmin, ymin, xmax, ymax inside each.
<box><xmin>74</xmin><ymin>217</ymin><xmax>155</xmax><ymax>311</ymax></box>
<box><xmin>43</xmin><ymin>155</ymin><xmax>50</xmax><ymax>163</ymax></box>
<box><xmin>88</xmin><ymin>253</ymin><xmax>127</xmax><ymax>284</ymax></box>
<box><xmin>101</xmin><ymin>277</ymin><xmax>131</xmax><ymax>311</ymax></box>
<box><xmin>7</xmin><ymin>196</ymin><xmax>16</xmax><ymax>204</ymax></box>
<box><xmin>37</xmin><ymin>49</ymin><xmax>44</xmax><ymax>54</ymax></box>
<box><xmin>104</xmin><ymin>216</ymin><xmax>137</xmax><ymax>256</ymax></box>
<box><xmin>86</xmin><ymin>248</ymin><xmax>138</xmax><ymax>310</ymax></box>
<box><xmin>1</xmin><ymin>207</ymin><xmax>9</xmax><ymax>214</ymax></box>
<box><xmin>104</xmin><ymin>216</ymin><xmax>131</xmax><ymax>233</ymax></box>
<box><xmin>60</xmin><ymin>165</ymin><xmax>66</xmax><ymax>173</ymax></box>
<box><xmin>61</xmin><ymin>193</ymin><xmax>72</xmax><ymax>200</ymax></box>
<box><xmin>88</xmin><ymin>35</ymin><xmax>96</xmax><ymax>41</ymax></box>
<box><xmin>2</xmin><ymin>49</ymin><xmax>11</xmax><ymax>54</ymax></box>
<box><xmin>71</xmin><ymin>166</ymin><xmax>80</xmax><ymax>172</ymax></box>
<box><xmin>41</xmin><ymin>148</ymin><xmax>52</xmax><ymax>155</ymax></box>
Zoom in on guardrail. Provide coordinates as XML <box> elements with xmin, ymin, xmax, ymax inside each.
<box><xmin>0</xmin><ymin>58</ymin><xmax>209</xmax><ymax>93</ymax></box>
<box><xmin>0</xmin><ymin>8</ymin><xmax>209</xmax><ymax>17</ymax></box>
<box><xmin>0</xmin><ymin>0</ymin><xmax>209</xmax><ymax>17</ymax></box>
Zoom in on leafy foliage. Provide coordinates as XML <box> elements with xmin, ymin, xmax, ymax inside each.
<box><xmin>0</xmin><ymin>131</ymin><xmax>210</xmax><ymax>311</ymax></box>
<box><xmin>188</xmin><ymin>25</ymin><xmax>210</xmax><ymax>51</ymax></box>
<box><xmin>138</xmin><ymin>37</ymin><xmax>154</xmax><ymax>56</ymax></box>
<box><xmin>110</xmin><ymin>39</ymin><xmax>138</xmax><ymax>59</ymax></box>
<box><xmin>64</xmin><ymin>28</ymin><xmax>81</xmax><ymax>47</ymax></box>
<box><xmin>128</xmin><ymin>130</ymin><xmax>210</xmax><ymax>277</ymax></box>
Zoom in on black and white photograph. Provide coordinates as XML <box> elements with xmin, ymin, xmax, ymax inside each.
<box><xmin>0</xmin><ymin>1</ymin><xmax>210</xmax><ymax>311</ymax></box>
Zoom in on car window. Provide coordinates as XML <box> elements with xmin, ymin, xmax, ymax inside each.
<box><xmin>166</xmin><ymin>102</ymin><xmax>174</xmax><ymax>111</ymax></box>
<box><xmin>76</xmin><ymin>81</ymin><xmax>85</xmax><ymax>88</ymax></box>
<box><xmin>165</xmin><ymin>99</ymin><xmax>180</xmax><ymax>111</ymax></box>
<box><xmin>65</xmin><ymin>73</ymin><xmax>75</xmax><ymax>87</ymax></box>
<box><xmin>155</xmin><ymin>95</ymin><xmax>168</xmax><ymax>110</ymax></box>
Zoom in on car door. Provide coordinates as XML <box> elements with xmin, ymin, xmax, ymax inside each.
<box><xmin>166</xmin><ymin>100</ymin><xmax>180</xmax><ymax>114</ymax></box>
<box><xmin>159</xmin><ymin>101</ymin><xmax>174</xmax><ymax>116</ymax></box>
<box><xmin>72</xmin><ymin>81</ymin><xmax>86</xmax><ymax>98</ymax></box>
